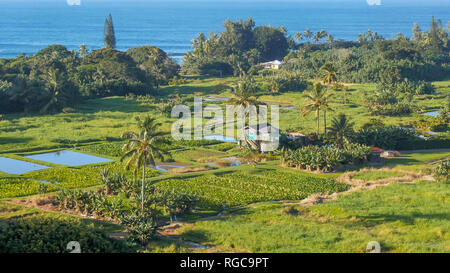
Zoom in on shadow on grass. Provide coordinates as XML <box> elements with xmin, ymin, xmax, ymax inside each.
<box><xmin>158</xmin><ymin>84</ymin><xmax>231</xmax><ymax>97</ymax></box>
<box><xmin>0</xmin><ymin>137</ymin><xmax>33</xmax><ymax>145</ymax></box>
<box><xmin>181</xmin><ymin>229</ymin><xmax>211</xmax><ymax>243</ymax></box>
<box><xmin>77</xmin><ymin>97</ymin><xmax>154</xmax><ymax>114</ymax></box>
<box><xmin>384</xmin><ymin>157</ymin><xmax>421</xmax><ymax>166</ymax></box>
<box><xmin>359</xmin><ymin>213</ymin><xmax>450</xmax><ymax>226</ymax></box>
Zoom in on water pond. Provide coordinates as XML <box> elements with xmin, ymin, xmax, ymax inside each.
<box><xmin>25</xmin><ymin>150</ymin><xmax>113</xmax><ymax>167</ymax></box>
<box><xmin>0</xmin><ymin>157</ymin><xmax>49</xmax><ymax>175</ymax></box>
<box><xmin>204</xmin><ymin>135</ymin><xmax>237</xmax><ymax>143</ymax></box>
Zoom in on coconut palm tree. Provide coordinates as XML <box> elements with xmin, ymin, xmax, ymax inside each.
<box><xmin>327</xmin><ymin>113</ymin><xmax>355</xmax><ymax>147</ymax></box>
<box><xmin>121</xmin><ymin>116</ymin><xmax>168</xmax><ymax>215</ymax></box>
<box><xmin>230</xmin><ymin>76</ymin><xmax>260</xmax><ymax>146</ymax></box>
<box><xmin>320</xmin><ymin>63</ymin><xmax>338</xmax><ymax>85</ymax></box>
<box><xmin>327</xmin><ymin>34</ymin><xmax>334</xmax><ymax>45</ymax></box>
<box><xmin>302</xmin><ymin>82</ymin><xmax>330</xmax><ymax>136</ymax></box>
<box><xmin>314</xmin><ymin>32</ymin><xmax>321</xmax><ymax>44</ymax></box>
<box><xmin>230</xmin><ymin>76</ymin><xmax>258</xmax><ymax>107</ymax></box>
<box><xmin>321</xmin><ymin>88</ymin><xmax>334</xmax><ymax>136</ymax></box>
<box><xmin>295</xmin><ymin>32</ymin><xmax>303</xmax><ymax>42</ymax></box>
<box><xmin>94</xmin><ymin>67</ymin><xmax>107</xmax><ymax>86</ymax></box>
<box><xmin>41</xmin><ymin>68</ymin><xmax>63</xmax><ymax>114</ymax></box>
<box><xmin>79</xmin><ymin>44</ymin><xmax>88</xmax><ymax>57</ymax></box>
<box><xmin>304</xmin><ymin>29</ymin><xmax>313</xmax><ymax>40</ymax></box>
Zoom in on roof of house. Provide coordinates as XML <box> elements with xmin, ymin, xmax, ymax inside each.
<box><xmin>260</xmin><ymin>60</ymin><xmax>284</xmax><ymax>66</ymax></box>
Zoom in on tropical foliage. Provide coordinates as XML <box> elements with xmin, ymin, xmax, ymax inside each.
<box><xmin>0</xmin><ymin>216</ymin><xmax>129</xmax><ymax>253</ymax></box>
<box><xmin>281</xmin><ymin>143</ymin><xmax>372</xmax><ymax>172</ymax></box>
<box><xmin>181</xmin><ymin>18</ymin><xmax>291</xmax><ymax>76</ymax></box>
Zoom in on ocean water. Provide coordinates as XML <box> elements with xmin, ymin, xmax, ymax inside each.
<box><xmin>0</xmin><ymin>0</ymin><xmax>449</xmax><ymax>62</ymax></box>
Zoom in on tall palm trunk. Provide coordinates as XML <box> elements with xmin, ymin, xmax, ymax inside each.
<box><xmin>141</xmin><ymin>157</ymin><xmax>146</xmax><ymax>215</ymax></box>
<box><xmin>324</xmin><ymin>110</ymin><xmax>327</xmax><ymax>136</ymax></box>
<box><xmin>316</xmin><ymin>109</ymin><xmax>320</xmax><ymax>136</ymax></box>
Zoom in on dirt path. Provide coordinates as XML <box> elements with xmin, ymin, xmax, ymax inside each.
<box><xmin>288</xmin><ymin>168</ymin><xmax>434</xmax><ymax>207</ymax></box>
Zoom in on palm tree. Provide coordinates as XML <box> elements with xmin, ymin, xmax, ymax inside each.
<box><xmin>94</xmin><ymin>67</ymin><xmax>107</xmax><ymax>86</ymax></box>
<box><xmin>230</xmin><ymin>76</ymin><xmax>260</xmax><ymax>146</ymax></box>
<box><xmin>79</xmin><ymin>44</ymin><xmax>88</xmax><ymax>57</ymax></box>
<box><xmin>314</xmin><ymin>32</ymin><xmax>321</xmax><ymax>44</ymax></box>
<box><xmin>320</xmin><ymin>63</ymin><xmax>337</xmax><ymax>85</ymax></box>
<box><xmin>41</xmin><ymin>68</ymin><xmax>64</xmax><ymax>114</ymax></box>
<box><xmin>304</xmin><ymin>29</ymin><xmax>313</xmax><ymax>40</ymax></box>
<box><xmin>302</xmin><ymin>82</ymin><xmax>329</xmax><ymax>136</ymax></box>
<box><xmin>327</xmin><ymin>113</ymin><xmax>355</xmax><ymax>147</ymax></box>
<box><xmin>230</xmin><ymin>76</ymin><xmax>258</xmax><ymax>107</ymax></box>
<box><xmin>327</xmin><ymin>34</ymin><xmax>334</xmax><ymax>45</ymax></box>
<box><xmin>321</xmin><ymin>88</ymin><xmax>334</xmax><ymax>136</ymax></box>
<box><xmin>121</xmin><ymin>116</ymin><xmax>168</xmax><ymax>215</ymax></box>
<box><xmin>295</xmin><ymin>32</ymin><xmax>303</xmax><ymax>42</ymax></box>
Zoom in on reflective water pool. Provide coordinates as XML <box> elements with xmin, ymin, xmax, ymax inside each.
<box><xmin>0</xmin><ymin>157</ymin><xmax>49</xmax><ymax>175</ymax></box>
<box><xmin>423</xmin><ymin>111</ymin><xmax>440</xmax><ymax>117</ymax></box>
<box><xmin>203</xmin><ymin>96</ymin><xmax>231</xmax><ymax>102</ymax></box>
<box><xmin>153</xmin><ymin>164</ymin><xmax>185</xmax><ymax>172</ymax></box>
<box><xmin>25</xmin><ymin>150</ymin><xmax>113</xmax><ymax>167</ymax></box>
<box><xmin>204</xmin><ymin>135</ymin><xmax>237</xmax><ymax>143</ymax></box>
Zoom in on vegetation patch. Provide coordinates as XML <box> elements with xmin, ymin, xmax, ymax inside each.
<box><xmin>0</xmin><ymin>215</ymin><xmax>130</xmax><ymax>253</ymax></box>
<box><xmin>24</xmin><ymin>162</ymin><xmax>159</xmax><ymax>189</ymax></box>
<box><xmin>0</xmin><ymin>178</ymin><xmax>58</xmax><ymax>199</ymax></box>
<box><xmin>156</xmin><ymin>169</ymin><xmax>349</xmax><ymax>209</ymax></box>
<box><xmin>179</xmin><ymin>182</ymin><xmax>450</xmax><ymax>253</ymax></box>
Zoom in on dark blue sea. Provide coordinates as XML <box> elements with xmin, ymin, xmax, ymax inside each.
<box><xmin>0</xmin><ymin>0</ymin><xmax>449</xmax><ymax>62</ymax></box>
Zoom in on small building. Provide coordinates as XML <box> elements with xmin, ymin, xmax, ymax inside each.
<box><xmin>244</xmin><ymin>124</ymin><xmax>280</xmax><ymax>153</ymax></box>
<box><xmin>287</xmin><ymin>132</ymin><xmax>306</xmax><ymax>140</ymax></box>
<box><xmin>259</xmin><ymin>60</ymin><xmax>284</xmax><ymax>70</ymax></box>
<box><xmin>381</xmin><ymin>150</ymin><xmax>401</xmax><ymax>158</ymax></box>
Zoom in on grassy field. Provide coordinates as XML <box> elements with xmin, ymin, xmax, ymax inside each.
<box><xmin>1</xmin><ymin>77</ymin><xmax>448</xmax><ymax>153</ymax></box>
<box><xmin>0</xmin><ymin>76</ymin><xmax>449</xmax><ymax>253</ymax></box>
<box><xmin>179</xmin><ymin>181</ymin><xmax>450</xmax><ymax>253</ymax></box>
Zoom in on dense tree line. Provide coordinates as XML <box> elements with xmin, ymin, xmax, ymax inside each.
<box><xmin>284</xmin><ymin>17</ymin><xmax>450</xmax><ymax>83</ymax></box>
<box><xmin>181</xmin><ymin>17</ymin><xmax>292</xmax><ymax>76</ymax></box>
<box><xmin>0</xmin><ymin>45</ymin><xmax>179</xmax><ymax>114</ymax></box>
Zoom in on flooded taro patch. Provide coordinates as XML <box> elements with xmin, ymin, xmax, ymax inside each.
<box><xmin>0</xmin><ymin>157</ymin><xmax>49</xmax><ymax>175</ymax></box>
<box><xmin>25</xmin><ymin>150</ymin><xmax>113</xmax><ymax>167</ymax></box>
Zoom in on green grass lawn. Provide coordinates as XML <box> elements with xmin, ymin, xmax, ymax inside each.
<box><xmin>180</xmin><ymin>181</ymin><xmax>450</xmax><ymax>253</ymax></box>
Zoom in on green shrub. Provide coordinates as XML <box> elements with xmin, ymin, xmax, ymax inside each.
<box><xmin>282</xmin><ymin>143</ymin><xmax>372</xmax><ymax>172</ymax></box>
<box><xmin>352</xmin><ymin>126</ymin><xmax>415</xmax><ymax>150</ymax></box>
<box><xmin>119</xmin><ymin>215</ymin><xmax>157</xmax><ymax>246</ymax></box>
<box><xmin>434</xmin><ymin>160</ymin><xmax>449</xmax><ymax>183</ymax></box>
<box><xmin>0</xmin><ymin>216</ymin><xmax>129</xmax><ymax>253</ymax></box>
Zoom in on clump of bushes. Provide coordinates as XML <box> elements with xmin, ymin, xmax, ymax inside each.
<box><xmin>260</xmin><ymin>72</ymin><xmax>308</xmax><ymax>93</ymax></box>
<box><xmin>0</xmin><ymin>216</ymin><xmax>129</xmax><ymax>253</ymax></box>
<box><xmin>168</xmin><ymin>76</ymin><xmax>188</xmax><ymax>86</ymax></box>
<box><xmin>281</xmin><ymin>143</ymin><xmax>372</xmax><ymax>172</ymax></box>
<box><xmin>352</xmin><ymin>126</ymin><xmax>415</xmax><ymax>150</ymax></box>
<box><xmin>413</xmin><ymin>117</ymin><xmax>448</xmax><ymax>132</ymax></box>
<box><xmin>434</xmin><ymin>160</ymin><xmax>449</xmax><ymax>183</ymax></box>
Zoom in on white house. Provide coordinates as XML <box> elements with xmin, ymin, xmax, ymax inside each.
<box><xmin>259</xmin><ymin>60</ymin><xmax>284</xmax><ymax>70</ymax></box>
<box><xmin>244</xmin><ymin>124</ymin><xmax>280</xmax><ymax>153</ymax></box>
